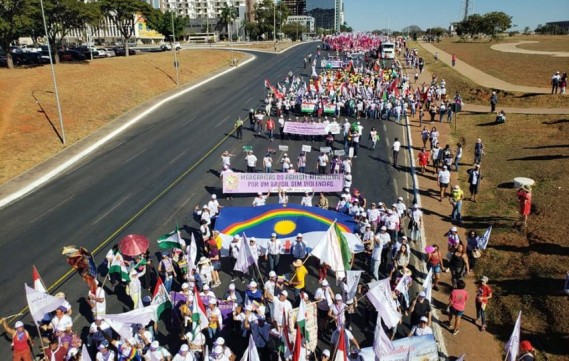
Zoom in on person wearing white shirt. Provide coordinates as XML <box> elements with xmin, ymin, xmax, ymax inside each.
<box><xmin>392</xmin><ymin>137</ymin><xmax>401</xmax><ymax>168</ymax></box>
<box><xmin>281</xmin><ymin>153</ymin><xmax>292</xmax><ymax>172</ymax></box>
<box><xmin>245</xmin><ymin>151</ymin><xmax>257</xmax><ymax>172</ymax></box>
<box><xmin>408</xmin><ymin>204</ymin><xmax>423</xmax><ymax>242</ymax></box>
<box><xmin>172</xmin><ymin>344</ymin><xmax>195</xmax><ymax>361</ymax></box>
<box><xmin>372</xmin><ymin>228</ymin><xmax>391</xmax><ymax>280</ymax></box>
<box><xmin>50</xmin><ymin>307</ymin><xmax>73</xmax><ymax>332</ymax></box>
<box><xmin>314</xmin><ymin>280</ymin><xmax>335</xmax><ymax>336</ymax></box>
<box><xmin>438</xmin><ymin>165</ymin><xmax>451</xmax><ymax>201</ymax></box>
<box><xmin>408</xmin><ymin>317</ymin><xmax>434</xmax><ymax>337</ymax></box>
<box><xmin>144</xmin><ymin>340</ymin><xmax>172</xmax><ymax>361</ymax></box>
<box><xmin>263</xmin><ymin>153</ymin><xmax>273</xmax><ymax>173</ymax></box>
<box><xmin>265</xmin><ymin>234</ymin><xmax>282</xmax><ymax>273</ymax></box>
<box><xmin>317</xmin><ymin>152</ymin><xmax>329</xmax><ymax>174</ymax></box>
<box><xmin>342</xmin><ymin>158</ymin><xmax>352</xmax><ymax>174</ymax></box>
<box><xmin>207</xmin><ymin>195</ymin><xmax>221</xmax><ymax>216</ymax></box>
<box><xmin>252</xmin><ymin>192</ymin><xmax>269</xmax><ymax>207</ymax></box>
<box><xmin>95</xmin><ymin>341</ymin><xmax>116</xmax><ymax>361</ymax></box>
<box><xmin>300</xmin><ymin>191</ymin><xmax>314</xmax><ymax>207</ymax></box>
<box><xmin>272</xmin><ymin>291</ymin><xmax>293</xmax><ymax>331</ymax></box>
<box><xmin>395</xmin><ymin>197</ymin><xmax>407</xmax><ymax>218</ymax></box>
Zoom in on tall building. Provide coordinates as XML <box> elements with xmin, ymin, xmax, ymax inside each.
<box><xmin>282</xmin><ymin>0</ymin><xmax>306</xmax><ymax>16</ymax></box>
<box><xmin>161</xmin><ymin>0</ymin><xmax>250</xmax><ymax>19</ymax></box>
<box><xmin>305</xmin><ymin>0</ymin><xmax>341</xmax><ymax>32</ymax></box>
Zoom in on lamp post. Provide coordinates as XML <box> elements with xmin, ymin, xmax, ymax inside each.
<box><xmin>273</xmin><ymin>0</ymin><xmax>276</xmax><ymax>43</ymax></box>
<box><xmin>171</xmin><ymin>7</ymin><xmax>179</xmax><ymax>86</ymax></box>
<box><xmin>39</xmin><ymin>0</ymin><xmax>66</xmax><ymax>145</ymax></box>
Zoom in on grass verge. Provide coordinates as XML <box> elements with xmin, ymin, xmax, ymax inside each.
<box><xmin>408</xmin><ymin>41</ymin><xmax>569</xmax><ymax>109</ymax></box>
<box><xmin>0</xmin><ymin>49</ymin><xmax>245</xmax><ymax>185</ymax></box>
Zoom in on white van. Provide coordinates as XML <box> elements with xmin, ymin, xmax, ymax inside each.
<box><xmin>381</xmin><ymin>42</ymin><xmax>395</xmax><ymax>59</ymax></box>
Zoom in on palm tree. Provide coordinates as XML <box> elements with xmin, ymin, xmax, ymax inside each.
<box><xmin>219</xmin><ymin>3</ymin><xmax>237</xmax><ymax>40</ymax></box>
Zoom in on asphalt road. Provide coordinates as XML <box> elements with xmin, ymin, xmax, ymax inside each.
<box><xmin>0</xmin><ymin>43</ymin><xmax>415</xmax><ymax>358</ymax></box>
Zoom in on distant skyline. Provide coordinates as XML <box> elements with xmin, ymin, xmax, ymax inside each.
<box><xmin>343</xmin><ymin>0</ymin><xmax>569</xmax><ymax>32</ymax></box>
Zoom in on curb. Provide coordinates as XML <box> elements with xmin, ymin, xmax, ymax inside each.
<box><xmin>0</xmin><ymin>53</ymin><xmax>257</xmax><ymax>209</ymax></box>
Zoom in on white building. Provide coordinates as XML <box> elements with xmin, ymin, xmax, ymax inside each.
<box><xmin>162</xmin><ymin>0</ymin><xmax>251</xmax><ymax>19</ymax></box>
<box><xmin>286</xmin><ymin>15</ymin><xmax>315</xmax><ymax>33</ymax></box>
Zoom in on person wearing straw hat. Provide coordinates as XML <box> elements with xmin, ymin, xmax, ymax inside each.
<box><xmin>475</xmin><ymin>276</ymin><xmax>493</xmax><ymax>332</ymax></box>
<box><xmin>516</xmin><ymin>184</ymin><xmax>532</xmax><ymax>227</ymax></box>
<box><xmin>288</xmin><ymin>259</ymin><xmax>308</xmax><ymax>304</ymax></box>
<box><xmin>1</xmin><ymin>318</ymin><xmax>34</xmax><ymax>361</ymax></box>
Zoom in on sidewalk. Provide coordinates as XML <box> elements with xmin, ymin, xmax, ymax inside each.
<box><xmin>405</xmin><ymin>63</ymin><xmax>503</xmax><ymax>360</ymax></box>
<box><xmin>463</xmin><ymin>103</ymin><xmax>569</xmax><ymax>115</ymax></box>
<box><xmin>420</xmin><ymin>42</ymin><xmax>550</xmax><ymax>94</ymax></box>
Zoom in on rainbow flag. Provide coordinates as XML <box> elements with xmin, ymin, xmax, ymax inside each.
<box><xmin>214</xmin><ymin>204</ymin><xmax>362</xmax><ymax>256</ymax></box>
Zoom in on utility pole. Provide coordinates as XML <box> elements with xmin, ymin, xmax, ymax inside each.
<box><xmin>171</xmin><ymin>8</ymin><xmax>179</xmax><ymax>86</ymax></box>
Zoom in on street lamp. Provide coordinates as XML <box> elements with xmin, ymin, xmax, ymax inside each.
<box><xmin>39</xmin><ymin>0</ymin><xmax>65</xmax><ymax>145</ymax></box>
<box><xmin>171</xmin><ymin>6</ymin><xmax>179</xmax><ymax>86</ymax></box>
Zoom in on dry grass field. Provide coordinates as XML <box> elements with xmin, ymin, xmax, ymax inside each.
<box><xmin>432</xmin><ymin>35</ymin><xmax>569</xmax><ymax>87</ymax></box>
<box><xmin>0</xmin><ymin>49</ymin><xmax>245</xmax><ymax>185</ymax></box>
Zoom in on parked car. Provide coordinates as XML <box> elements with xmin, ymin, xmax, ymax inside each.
<box><xmin>58</xmin><ymin>50</ymin><xmax>86</xmax><ymax>61</ymax></box>
<box><xmin>13</xmin><ymin>52</ymin><xmax>42</xmax><ymax>65</ymax></box>
<box><xmin>103</xmin><ymin>48</ymin><xmax>116</xmax><ymax>57</ymax></box>
<box><xmin>0</xmin><ymin>55</ymin><xmax>7</xmax><ymax>67</ymax></box>
<box><xmin>112</xmin><ymin>47</ymin><xmax>137</xmax><ymax>56</ymax></box>
<box><xmin>94</xmin><ymin>48</ymin><xmax>107</xmax><ymax>57</ymax></box>
<box><xmin>160</xmin><ymin>44</ymin><xmax>172</xmax><ymax>51</ymax></box>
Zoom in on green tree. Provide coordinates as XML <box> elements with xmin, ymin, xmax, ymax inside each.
<box><xmin>455</xmin><ymin>13</ymin><xmax>485</xmax><ymax>38</ymax></box>
<box><xmin>219</xmin><ymin>3</ymin><xmax>236</xmax><ymax>40</ymax></box>
<box><xmin>340</xmin><ymin>22</ymin><xmax>352</xmax><ymax>33</ymax></box>
<box><xmin>30</xmin><ymin>0</ymin><xmax>99</xmax><ymax>63</ymax></box>
<box><xmin>98</xmin><ymin>0</ymin><xmax>152</xmax><ymax>57</ymax></box>
<box><xmin>535</xmin><ymin>24</ymin><xmax>567</xmax><ymax>35</ymax></box>
<box><xmin>0</xmin><ymin>0</ymin><xmax>35</xmax><ymax>68</ymax></box>
<box><xmin>146</xmin><ymin>9</ymin><xmax>186</xmax><ymax>42</ymax></box>
<box><xmin>282</xmin><ymin>22</ymin><xmax>305</xmax><ymax>41</ymax></box>
<box><xmin>401</xmin><ymin>25</ymin><xmax>423</xmax><ymax>35</ymax></box>
<box><xmin>482</xmin><ymin>11</ymin><xmax>512</xmax><ymax>38</ymax></box>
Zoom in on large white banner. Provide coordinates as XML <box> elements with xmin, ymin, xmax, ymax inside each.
<box><xmin>360</xmin><ymin>334</ymin><xmax>438</xmax><ymax>361</ymax></box>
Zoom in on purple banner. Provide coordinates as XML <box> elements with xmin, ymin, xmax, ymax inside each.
<box><xmin>222</xmin><ymin>173</ymin><xmax>344</xmax><ymax>194</ymax></box>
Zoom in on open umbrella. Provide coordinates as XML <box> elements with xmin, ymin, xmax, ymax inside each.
<box><xmin>118</xmin><ymin>234</ymin><xmax>149</xmax><ymax>257</ymax></box>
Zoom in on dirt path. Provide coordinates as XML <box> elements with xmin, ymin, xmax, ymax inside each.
<box><xmin>420</xmin><ymin>42</ymin><xmax>550</xmax><ymax>94</ymax></box>
<box><xmin>405</xmin><ymin>63</ymin><xmax>504</xmax><ymax>360</ymax></box>
<box><xmin>491</xmin><ymin>41</ymin><xmax>569</xmax><ymax>57</ymax></box>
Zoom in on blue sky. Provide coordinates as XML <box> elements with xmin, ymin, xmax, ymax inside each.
<box><xmin>344</xmin><ymin>0</ymin><xmax>569</xmax><ymax>32</ymax></box>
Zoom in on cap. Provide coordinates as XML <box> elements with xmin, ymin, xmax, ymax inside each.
<box><xmin>150</xmin><ymin>341</ymin><xmax>160</xmax><ymax>350</ymax></box>
<box><xmin>420</xmin><ymin>316</ymin><xmax>428</xmax><ymax>323</ymax></box>
<box><xmin>269</xmin><ymin>271</ymin><xmax>277</xmax><ymax>278</ymax></box>
<box><xmin>14</xmin><ymin>321</ymin><xmax>24</xmax><ymax>328</ymax></box>
<box><xmin>451</xmin><ymin>226</ymin><xmax>458</xmax><ymax>232</ymax></box>
<box><xmin>398</xmin><ymin>196</ymin><xmax>403</xmax><ymax>201</ymax></box>
<box><xmin>453</xmin><ymin>185</ymin><xmax>460</xmax><ymax>190</ymax></box>
<box><xmin>229</xmin><ymin>283</ymin><xmax>236</xmax><ymax>290</ymax></box>
<box><xmin>280</xmin><ymin>290</ymin><xmax>288</xmax><ymax>297</ymax></box>
<box><xmin>413</xmin><ymin>204</ymin><xmax>419</xmax><ymax>209</ymax></box>
<box><xmin>271</xmin><ymin>233</ymin><xmax>277</xmax><ymax>237</ymax></box>
<box><xmin>249</xmin><ymin>281</ymin><xmax>258</xmax><ymax>288</ymax></box>
<box><xmin>293</xmin><ymin>259</ymin><xmax>303</xmax><ymax>267</ymax></box>
<box><xmin>209</xmin><ymin>298</ymin><xmax>218</xmax><ymax>305</ymax></box>
<box><xmin>418</xmin><ymin>291</ymin><xmax>426</xmax><ymax>298</ymax></box>
<box><xmin>443</xmin><ymin>165</ymin><xmax>448</xmax><ymax>169</ymax></box>
<box><xmin>480</xmin><ymin>276</ymin><xmax>489</xmax><ymax>283</ymax></box>
<box><xmin>211</xmin><ymin>194</ymin><xmax>217</xmax><ymax>199</ymax></box>
<box><xmin>257</xmin><ymin>192</ymin><xmax>263</xmax><ymax>196</ymax></box>
<box><xmin>335</xmin><ymin>294</ymin><xmax>343</xmax><ymax>301</ymax></box>
<box><xmin>182</xmin><ymin>282</ymin><xmax>189</xmax><ymax>289</ymax></box>
<box><xmin>520</xmin><ymin>340</ymin><xmax>533</xmax><ymax>351</ymax></box>
<box><xmin>215</xmin><ymin>337</ymin><xmax>225</xmax><ymax>345</ymax></box>
<box><xmin>322</xmin><ymin>349</ymin><xmax>331</xmax><ymax>357</ymax></box>
<box><xmin>203</xmin><ymin>284</ymin><xmax>210</xmax><ymax>291</ymax></box>
<box><xmin>322</xmin><ymin>279</ymin><xmax>329</xmax><ymax>287</ymax></box>
<box><xmin>185</xmin><ymin>332</ymin><xmax>194</xmax><ymax>342</ymax></box>
<box><xmin>380</xmin><ymin>226</ymin><xmax>387</xmax><ymax>231</ymax></box>
<box><xmin>245</xmin><ymin>305</ymin><xmax>253</xmax><ymax>311</ymax></box>
<box><xmin>95</xmin><ymin>315</ymin><xmax>103</xmax><ymax>321</ymax></box>
<box><xmin>180</xmin><ymin>344</ymin><xmax>189</xmax><ymax>352</ymax></box>
<box><xmin>213</xmin><ymin>345</ymin><xmax>224</xmax><ymax>354</ymax></box>
<box><xmin>296</xmin><ymin>233</ymin><xmax>303</xmax><ymax>238</ymax></box>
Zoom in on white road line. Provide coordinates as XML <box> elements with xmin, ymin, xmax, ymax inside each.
<box><xmin>183</xmin><ymin>117</ymin><xmax>197</xmax><ymax>125</ymax></box>
<box><xmin>28</xmin><ymin>193</ymin><xmax>76</xmax><ymax>224</ymax></box>
<box><xmin>120</xmin><ymin>149</ymin><xmax>146</xmax><ymax>165</ymax></box>
<box><xmin>0</xmin><ymin>55</ymin><xmax>257</xmax><ymax>210</ymax></box>
<box><xmin>215</xmin><ymin>117</ymin><xmax>229</xmax><ymax>128</ymax></box>
<box><xmin>91</xmin><ymin>193</ymin><xmax>132</xmax><ymax>225</ymax></box>
<box><xmin>168</xmin><ymin>148</ymin><xmax>191</xmax><ymax>165</ymax></box>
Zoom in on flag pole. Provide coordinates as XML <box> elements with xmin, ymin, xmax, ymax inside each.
<box><xmin>330</xmin><ymin>326</ymin><xmax>343</xmax><ymax>361</ymax></box>
<box><xmin>35</xmin><ymin>323</ymin><xmax>48</xmax><ymax>359</ymax></box>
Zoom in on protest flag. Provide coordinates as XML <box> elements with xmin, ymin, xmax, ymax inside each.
<box><xmin>81</xmin><ymin>343</ymin><xmax>92</xmax><ymax>361</ymax></box>
<box><xmin>311</xmin><ymin>222</ymin><xmax>352</xmax><ymax>273</ymax></box>
<box><xmin>423</xmin><ymin>267</ymin><xmax>434</xmax><ymax>302</ymax></box>
<box><xmin>25</xmin><ymin>284</ymin><xmax>65</xmax><ymax>325</ymax></box>
<box><xmin>292</xmin><ymin>323</ymin><xmax>307</xmax><ymax>361</ymax></box>
<box><xmin>108</xmin><ymin>253</ymin><xmax>130</xmax><ymax>283</ymax></box>
<box><xmin>157</xmin><ymin>225</ymin><xmax>184</xmax><ymax>249</ymax></box>
<box><xmin>240</xmin><ymin>334</ymin><xmax>261</xmax><ymax>361</ymax></box>
<box><xmin>264</xmin><ymin>79</ymin><xmax>271</xmax><ymax>89</ymax></box>
<box><xmin>151</xmin><ymin>277</ymin><xmax>171</xmax><ymax>319</ymax></box>
<box><xmin>186</xmin><ymin>233</ymin><xmax>198</xmax><ymax>272</ymax></box>
<box><xmin>373</xmin><ymin>314</ymin><xmax>394</xmax><ymax>356</ymax></box>
<box><xmin>297</xmin><ymin>294</ymin><xmax>309</xmax><ymax>342</ymax></box>
<box><xmin>505</xmin><ymin>311</ymin><xmax>522</xmax><ymax>361</ymax></box>
<box><xmin>366</xmin><ymin>278</ymin><xmax>401</xmax><ymax>329</ymax></box>
<box><xmin>333</xmin><ymin>328</ymin><xmax>347</xmax><ymax>361</ymax></box>
<box><xmin>345</xmin><ymin>270</ymin><xmax>363</xmax><ymax>301</ymax></box>
<box><xmin>33</xmin><ymin>265</ymin><xmax>47</xmax><ymax>293</ymax></box>
<box><xmin>234</xmin><ymin>233</ymin><xmax>256</xmax><ymax>274</ymax></box>
<box><xmin>104</xmin><ymin>305</ymin><xmax>159</xmax><ymax>331</ymax></box>
<box><xmin>478</xmin><ymin>225</ymin><xmax>493</xmax><ymax>250</ymax></box>
<box><xmin>191</xmin><ymin>287</ymin><xmax>208</xmax><ymax>334</ymax></box>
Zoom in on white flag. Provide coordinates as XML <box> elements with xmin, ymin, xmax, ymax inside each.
<box><xmin>477</xmin><ymin>225</ymin><xmax>492</xmax><ymax>250</ymax></box>
<box><xmin>81</xmin><ymin>343</ymin><xmax>93</xmax><ymax>361</ymax></box>
<box><xmin>234</xmin><ymin>234</ymin><xmax>256</xmax><ymax>274</ymax></box>
<box><xmin>310</xmin><ymin>222</ymin><xmax>349</xmax><ymax>273</ymax></box>
<box><xmin>345</xmin><ymin>270</ymin><xmax>363</xmax><ymax>301</ymax></box>
<box><xmin>186</xmin><ymin>233</ymin><xmax>198</xmax><ymax>271</ymax></box>
<box><xmin>240</xmin><ymin>334</ymin><xmax>261</xmax><ymax>361</ymax></box>
<box><xmin>423</xmin><ymin>268</ymin><xmax>434</xmax><ymax>302</ymax></box>
<box><xmin>505</xmin><ymin>311</ymin><xmax>522</xmax><ymax>361</ymax></box>
<box><xmin>366</xmin><ymin>278</ymin><xmax>401</xmax><ymax>329</ymax></box>
<box><xmin>25</xmin><ymin>284</ymin><xmax>65</xmax><ymax>325</ymax></box>
<box><xmin>104</xmin><ymin>318</ymin><xmax>133</xmax><ymax>340</ymax></box>
<box><xmin>373</xmin><ymin>314</ymin><xmax>394</xmax><ymax>358</ymax></box>
<box><xmin>395</xmin><ymin>275</ymin><xmax>412</xmax><ymax>308</ymax></box>
<box><xmin>104</xmin><ymin>304</ymin><xmax>159</xmax><ymax>327</ymax></box>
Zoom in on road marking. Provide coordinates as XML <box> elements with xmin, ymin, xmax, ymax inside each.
<box><xmin>215</xmin><ymin>117</ymin><xmax>229</xmax><ymax>128</ymax></box>
<box><xmin>91</xmin><ymin>193</ymin><xmax>132</xmax><ymax>225</ymax></box>
<box><xmin>28</xmin><ymin>193</ymin><xmax>76</xmax><ymax>224</ymax></box>
<box><xmin>0</xmin><ymin>55</ymin><xmax>257</xmax><ymax>209</ymax></box>
<box><xmin>168</xmin><ymin>148</ymin><xmax>191</xmax><ymax>165</ymax></box>
<box><xmin>120</xmin><ymin>149</ymin><xmax>146</xmax><ymax>165</ymax></box>
<box><xmin>183</xmin><ymin>116</ymin><xmax>197</xmax><ymax>125</ymax></box>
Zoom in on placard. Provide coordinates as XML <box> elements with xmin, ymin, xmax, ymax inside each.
<box><xmin>222</xmin><ymin>173</ymin><xmax>344</xmax><ymax>194</ymax></box>
<box><xmin>243</xmin><ymin>145</ymin><xmax>253</xmax><ymax>152</ymax></box>
<box><xmin>302</xmin><ymin>145</ymin><xmax>312</xmax><ymax>152</ymax></box>
<box><xmin>278</xmin><ymin>145</ymin><xmax>289</xmax><ymax>151</ymax></box>
<box><xmin>334</xmin><ymin>149</ymin><xmax>345</xmax><ymax>156</ymax></box>
<box><xmin>320</xmin><ymin>147</ymin><xmax>332</xmax><ymax>153</ymax></box>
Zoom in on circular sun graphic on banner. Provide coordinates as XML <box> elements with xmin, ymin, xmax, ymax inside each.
<box><xmin>274</xmin><ymin>220</ymin><xmax>296</xmax><ymax>236</ymax></box>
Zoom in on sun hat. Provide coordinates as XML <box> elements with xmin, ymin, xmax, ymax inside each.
<box><xmin>293</xmin><ymin>259</ymin><xmax>303</xmax><ymax>267</ymax></box>
<box><xmin>522</xmin><ymin>184</ymin><xmax>532</xmax><ymax>192</ymax></box>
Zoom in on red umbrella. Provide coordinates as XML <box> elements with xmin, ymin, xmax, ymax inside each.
<box><xmin>118</xmin><ymin>234</ymin><xmax>149</xmax><ymax>256</ymax></box>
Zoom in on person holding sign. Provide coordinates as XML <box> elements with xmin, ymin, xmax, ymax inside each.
<box><xmin>245</xmin><ymin>151</ymin><xmax>257</xmax><ymax>173</ymax></box>
<box><xmin>317</xmin><ymin>152</ymin><xmax>329</xmax><ymax>174</ymax></box>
